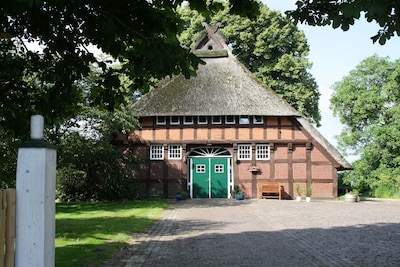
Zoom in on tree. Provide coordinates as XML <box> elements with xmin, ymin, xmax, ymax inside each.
<box><xmin>178</xmin><ymin>2</ymin><xmax>321</xmax><ymax>125</ymax></box>
<box><xmin>0</xmin><ymin>0</ymin><xmax>259</xmax><ymax>138</ymax></box>
<box><xmin>331</xmin><ymin>55</ymin><xmax>400</xmax><ymax>197</ymax></box>
<box><xmin>54</xmin><ymin>105</ymin><xmax>141</xmax><ymax>201</ymax></box>
<box><xmin>286</xmin><ymin>0</ymin><xmax>400</xmax><ymax>45</ymax></box>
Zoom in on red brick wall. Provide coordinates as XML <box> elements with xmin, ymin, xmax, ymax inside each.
<box><xmin>128</xmin><ymin>116</ymin><xmax>339</xmax><ymax>199</ymax></box>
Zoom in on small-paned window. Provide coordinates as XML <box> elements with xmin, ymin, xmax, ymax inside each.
<box><xmin>214</xmin><ymin>164</ymin><xmax>224</xmax><ymax>173</ymax></box>
<box><xmin>168</xmin><ymin>145</ymin><xmax>182</xmax><ymax>160</ymax></box>
<box><xmin>253</xmin><ymin>116</ymin><xmax>264</xmax><ymax>124</ymax></box>
<box><xmin>198</xmin><ymin>116</ymin><xmax>208</xmax><ymax>124</ymax></box>
<box><xmin>238</xmin><ymin>144</ymin><xmax>252</xmax><ymax>160</ymax></box>
<box><xmin>170</xmin><ymin>116</ymin><xmax>180</xmax><ymax>125</ymax></box>
<box><xmin>256</xmin><ymin>144</ymin><xmax>270</xmax><ymax>160</ymax></box>
<box><xmin>156</xmin><ymin>116</ymin><xmax>166</xmax><ymax>125</ymax></box>
<box><xmin>150</xmin><ymin>144</ymin><xmax>164</xmax><ymax>160</ymax></box>
<box><xmin>212</xmin><ymin>116</ymin><xmax>222</xmax><ymax>124</ymax></box>
<box><xmin>226</xmin><ymin>115</ymin><xmax>236</xmax><ymax>124</ymax></box>
<box><xmin>239</xmin><ymin>115</ymin><xmax>249</xmax><ymax>124</ymax></box>
<box><xmin>196</xmin><ymin>164</ymin><xmax>206</xmax><ymax>173</ymax></box>
<box><xmin>184</xmin><ymin>116</ymin><xmax>194</xmax><ymax>125</ymax></box>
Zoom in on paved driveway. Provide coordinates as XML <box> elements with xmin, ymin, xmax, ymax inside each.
<box><xmin>102</xmin><ymin>199</ymin><xmax>400</xmax><ymax>267</ymax></box>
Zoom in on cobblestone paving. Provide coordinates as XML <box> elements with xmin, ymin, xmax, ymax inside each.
<box><xmin>100</xmin><ymin>199</ymin><xmax>400</xmax><ymax>267</ymax></box>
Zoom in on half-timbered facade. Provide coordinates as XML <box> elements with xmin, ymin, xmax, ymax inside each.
<box><xmin>126</xmin><ymin>23</ymin><xmax>352</xmax><ymax>199</ymax></box>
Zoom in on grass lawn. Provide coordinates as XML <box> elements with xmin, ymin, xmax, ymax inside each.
<box><xmin>56</xmin><ymin>199</ymin><xmax>169</xmax><ymax>267</ymax></box>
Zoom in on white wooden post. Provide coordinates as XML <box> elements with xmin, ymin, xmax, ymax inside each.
<box><xmin>15</xmin><ymin>115</ymin><xmax>57</xmax><ymax>267</ymax></box>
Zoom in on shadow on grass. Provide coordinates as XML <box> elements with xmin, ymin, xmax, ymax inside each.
<box><xmin>56</xmin><ymin>199</ymin><xmax>168</xmax><ymax>267</ymax></box>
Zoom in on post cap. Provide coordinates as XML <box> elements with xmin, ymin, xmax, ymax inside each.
<box><xmin>30</xmin><ymin>115</ymin><xmax>44</xmax><ymax>140</ymax></box>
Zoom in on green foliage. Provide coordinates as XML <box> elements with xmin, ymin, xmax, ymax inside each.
<box><xmin>54</xmin><ymin>106</ymin><xmax>140</xmax><ymax>201</ymax></box>
<box><xmin>287</xmin><ymin>0</ymin><xmax>400</xmax><ymax>44</ymax></box>
<box><xmin>0</xmin><ymin>129</ymin><xmax>17</xmax><ymax>188</ymax></box>
<box><xmin>56</xmin><ymin>199</ymin><xmax>169</xmax><ymax>267</ymax></box>
<box><xmin>1</xmin><ymin>0</ymin><xmax>259</xmax><ymax>137</ymax></box>
<box><xmin>233</xmin><ymin>184</ymin><xmax>243</xmax><ymax>194</ymax></box>
<box><xmin>306</xmin><ymin>182</ymin><xmax>313</xmax><ymax>197</ymax></box>
<box><xmin>371</xmin><ymin>169</ymin><xmax>400</xmax><ymax>198</ymax></box>
<box><xmin>332</xmin><ymin>55</ymin><xmax>400</xmax><ymax>197</ymax></box>
<box><xmin>295</xmin><ymin>183</ymin><xmax>303</xmax><ymax>196</ymax></box>
<box><xmin>178</xmin><ymin>1</ymin><xmax>321</xmax><ymax>126</ymax></box>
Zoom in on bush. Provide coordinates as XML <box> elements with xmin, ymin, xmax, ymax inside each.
<box><xmin>56</xmin><ymin>132</ymin><xmax>140</xmax><ymax>201</ymax></box>
<box><xmin>371</xmin><ymin>171</ymin><xmax>400</xmax><ymax>198</ymax></box>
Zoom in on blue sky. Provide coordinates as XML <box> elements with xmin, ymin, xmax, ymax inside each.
<box><xmin>264</xmin><ymin>0</ymin><xmax>400</xmax><ymax>162</ymax></box>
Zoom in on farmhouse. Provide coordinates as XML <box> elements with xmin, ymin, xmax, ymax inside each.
<box><xmin>125</xmin><ymin>23</ymin><xmax>352</xmax><ymax>199</ymax></box>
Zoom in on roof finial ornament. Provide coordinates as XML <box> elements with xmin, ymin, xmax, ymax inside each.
<box><xmin>201</xmin><ymin>22</ymin><xmax>224</xmax><ymax>48</ymax></box>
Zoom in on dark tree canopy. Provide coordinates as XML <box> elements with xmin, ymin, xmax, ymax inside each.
<box><xmin>287</xmin><ymin>0</ymin><xmax>400</xmax><ymax>45</ymax></box>
<box><xmin>0</xmin><ymin>0</ymin><xmax>259</xmax><ymax>138</ymax></box>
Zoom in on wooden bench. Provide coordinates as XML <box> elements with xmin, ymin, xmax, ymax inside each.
<box><xmin>257</xmin><ymin>182</ymin><xmax>282</xmax><ymax>200</ymax></box>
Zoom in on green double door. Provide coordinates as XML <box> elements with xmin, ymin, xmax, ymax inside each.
<box><xmin>192</xmin><ymin>157</ymin><xmax>229</xmax><ymax>198</ymax></box>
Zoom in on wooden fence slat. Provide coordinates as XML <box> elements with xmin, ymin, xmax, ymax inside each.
<box><xmin>5</xmin><ymin>189</ymin><xmax>16</xmax><ymax>267</ymax></box>
<box><xmin>0</xmin><ymin>190</ymin><xmax>5</xmax><ymax>266</ymax></box>
<box><xmin>1</xmin><ymin>189</ymin><xmax>16</xmax><ymax>267</ymax></box>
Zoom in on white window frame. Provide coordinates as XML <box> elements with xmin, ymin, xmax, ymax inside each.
<box><xmin>253</xmin><ymin>115</ymin><xmax>264</xmax><ymax>124</ymax></box>
<box><xmin>212</xmin><ymin>116</ymin><xmax>222</xmax><ymax>124</ymax></box>
<box><xmin>184</xmin><ymin>116</ymin><xmax>194</xmax><ymax>125</ymax></box>
<box><xmin>156</xmin><ymin>116</ymin><xmax>166</xmax><ymax>125</ymax></box>
<box><xmin>150</xmin><ymin>144</ymin><xmax>164</xmax><ymax>160</ymax></box>
<box><xmin>238</xmin><ymin>144</ymin><xmax>252</xmax><ymax>160</ymax></box>
<box><xmin>214</xmin><ymin>164</ymin><xmax>224</xmax><ymax>173</ymax></box>
<box><xmin>226</xmin><ymin>115</ymin><xmax>236</xmax><ymax>124</ymax></box>
<box><xmin>198</xmin><ymin>116</ymin><xmax>208</xmax><ymax>124</ymax></box>
<box><xmin>168</xmin><ymin>144</ymin><xmax>182</xmax><ymax>160</ymax></box>
<box><xmin>196</xmin><ymin>164</ymin><xmax>206</xmax><ymax>173</ymax></box>
<box><xmin>256</xmin><ymin>144</ymin><xmax>270</xmax><ymax>160</ymax></box>
<box><xmin>239</xmin><ymin>115</ymin><xmax>249</xmax><ymax>124</ymax></box>
<box><xmin>170</xmin><ymin>116</ymin><xmax>180</xmax><ymax>125</ymax></box>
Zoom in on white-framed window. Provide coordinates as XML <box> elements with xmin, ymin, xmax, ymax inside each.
<box><xmin>198</xmin><ymin>116</ymin><xmax>208</xmax><ymax>124</ymax></box>
<box><xmin>156</xmin><ymin>116</ymin><xmax>166</xmax><ymax>125</ymax></box>
<box><xmin>239</xmin><ymin>115</ymin><xmax>249</xmax><ymax>124</ymax></box>
<box><xmin>196</xmin><ymin>164</ymin><xmax>206</xmax><ymax>173</ymax></box>
<box><xmin>168</xmin><ymin>144</ymin><xmax>182</xmax><ymax>160</ymax></box>
<box><xmin>184</xmin><ymin>116</ymin><xmax>194</xmax><ymax>125</ymax></box>
<box><xmin>238</xmin><ymin>144</ymin><xmax>252</xmax><ymax>160</ymax></box>
<box><xmin>214</xmin><ymin>164</ymin><xmax>224</xmax><ymax>173</ymax></box>
<box><xmin>170</xmin><ymin>116</ymin><xmax>180</xmax><ymax>125</ymax></box>
<box><xmin>253</xmin><ymin>115</ymin><xmax>264</xmax><ymax>124</ymax></box>
<box><xmin>150</xmin><ymin>144</ymin><xmax>164</xmax><ymax>160</ymax></box>
<box><xmin>212</xmin><ymin>116</ymin><xmax>222</xmax><ymax>124</ymax></box>
<box><xmin>256</xmin><ymin>144</ymin><xmax>270</xmax><ymax>160</ymax></box>
<box><xmin>226</xmin><ymin>115</ymin><xmax>236</xmax><ymax>124</ymax></box>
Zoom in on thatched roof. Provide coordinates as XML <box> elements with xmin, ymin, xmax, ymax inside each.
<box><xmin>134</xmin><ymin>22</ymin><xmax>300</xmax><ymax>117</ymax></box>
<box><xmin>134</xmin><ymin>55</ymin><xmax>301</xmax><ymax>117</ymax></box>
<box><xmin>133</xmin><ymin>23</ymin><xmax>352</xmax><ymax>170</ymax></box>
